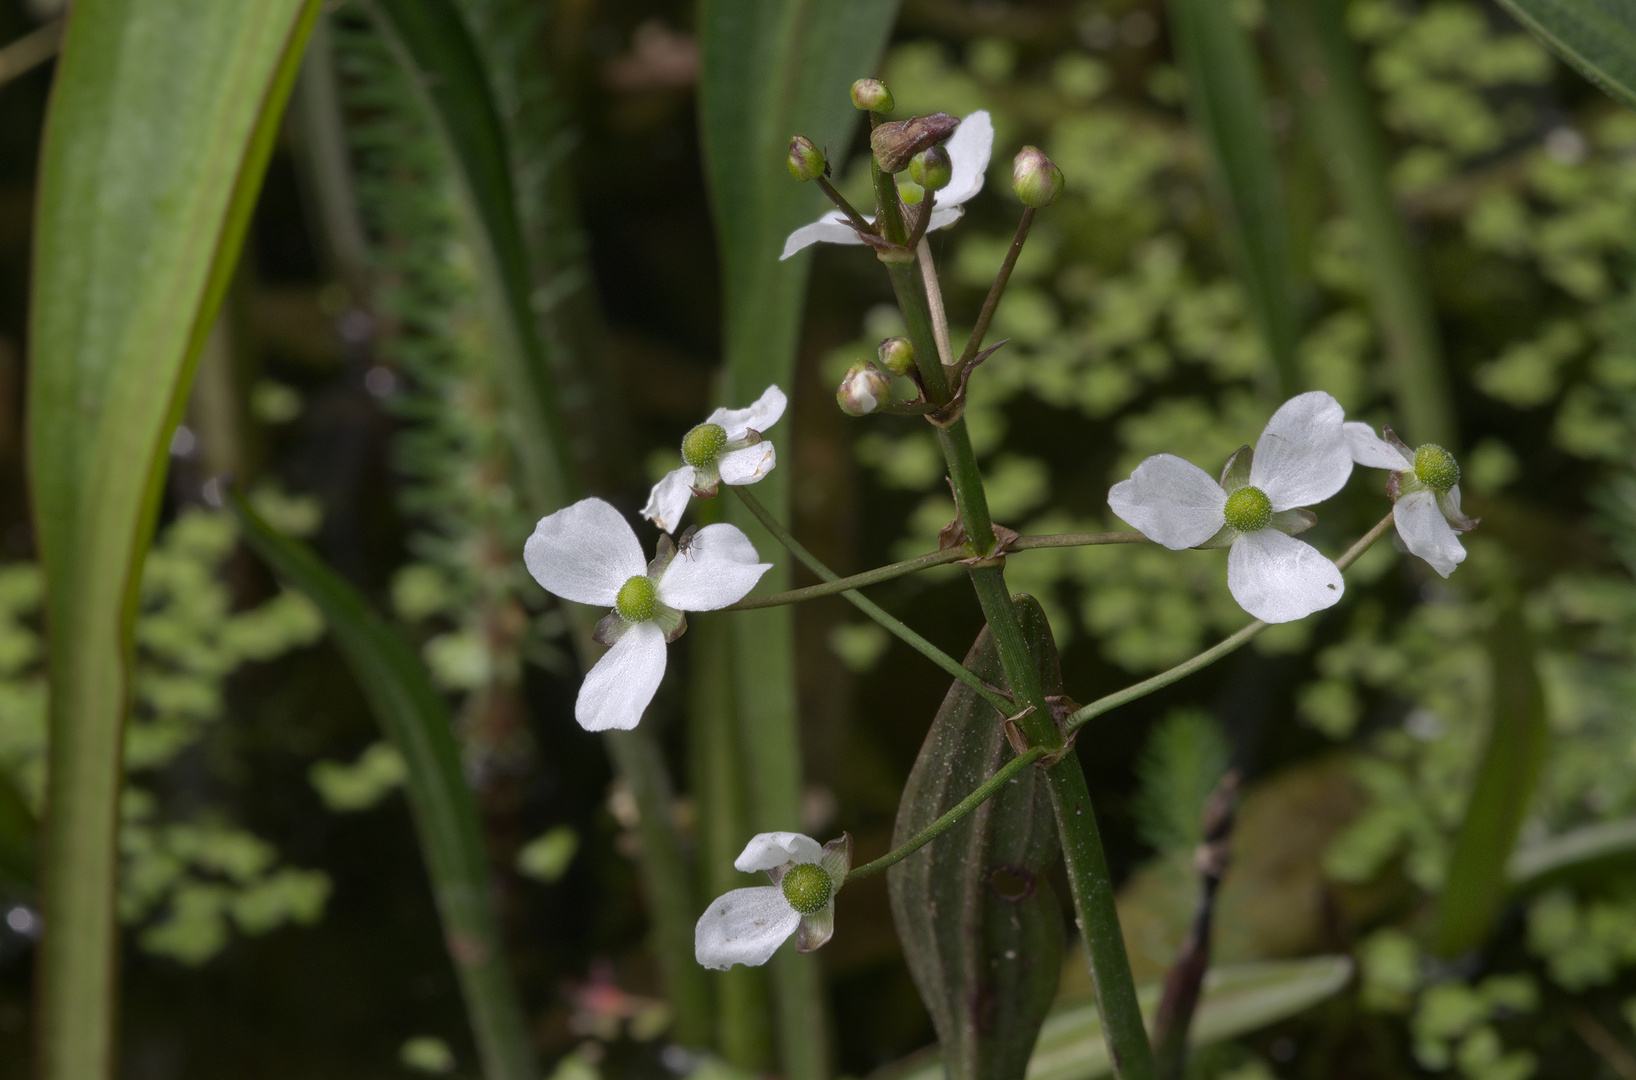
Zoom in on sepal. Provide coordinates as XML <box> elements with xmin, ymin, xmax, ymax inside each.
<box><xmin>1270</xmin><ymin>508</ymin><xmax>1317</xmax><ymax>536</ymax></box>
<box><xmin>1219</xmin><ymin>444</ymin><xmax>1253</xmax><ymax>490</ymax></box>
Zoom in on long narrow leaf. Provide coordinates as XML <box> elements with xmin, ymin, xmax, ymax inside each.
<box><xmin>27</xmin><ymin>4</ymin><xmax>318</xmax><ymax>1077</ymax></box>
<box><xmin>1494</xmin><ymin>0</ymin><xmax>1636</xmax><ymax>111</ymax></box>
<box><xmin>231</xmin><ymin>495</ymin><xmax>536</xmax><ymax>1080</ymax></box>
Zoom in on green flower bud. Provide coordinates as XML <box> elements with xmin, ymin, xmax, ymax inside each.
<box><xmin>682</xmin><ymin>422</ymin><xmax>728</xmax><ymax>468</ymax></box>
<box><xmin>1412</xmin><ymin>443</ymin><xmax>1460</xmax><ymax>494</ymax></box>
<box><xmin>871</xmin><ymin>112</ymin><xmax>960</xmax><ymax>173</ymax></box>
<box><xmin>787</xmin><ymin>135</ymin><xmax>826</xmax><ymax>182</ymax></box>
<box><xmin>850</xmin><ymin>78</ymin><xmax>894</xmax><ymax>114</ymax></box>
<box><xmin>781</xmin><ymin>862</ymin><xmax>833</xmax><ymax>914</ymax></box>
<box><xmin>615</xmin><ymin>575</ymin><xmax>657</xmax><ymax>623</ymax></box>
<box><xmin>1012</xmin><ymin>145</ymin><xmax>1064</xmax><ymax>207</ymax></box>
<box><xmin>909</xmin><ymin>145</ymin><xmax>953</xmax><ymax>192</ymax></box>
<box><xmin>878</xmin><ymin>337</ymin><xmax>915</xmax><ymax>376</ymax></box>
<box><xmin>1223</xmin><ymin>485</ymin><xmax>1273</xmax><ymax>533</ymax></box>
<box><xmin>837</xmin><ymin>360</ymin><xmax>890</xmax><ymax>417</ymax></box>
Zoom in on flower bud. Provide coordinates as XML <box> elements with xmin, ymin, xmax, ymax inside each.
<box><xmin>877</xmin><ymin>337</ymin><xmax>915</xmax><ymax>376</ymax></box>
<box><xmin>850</xmin><ymin>78</ymin><xmax>894</xmax><ymax>114</ymax></box>
<box><xmin>836</xmin><ymin>360</ymin><xmax>890</xmax><ymax>416</ymax></box>
<box><xmin>870</xmin><ymin>112</ymin><xmax>960</xmax><ymax>174</ymax></box>
<box><xmin>909</xmin><ymin>146</ymin><xmax>952</xmax><ymax>192</ymax></box>
<box><xmin>787</xmin><ymin>136</ymin><xmax>826</xmax><ymax>182</ymax></box>
<box><xmin>1012</xmin><ymin>145</ymin><xmax>1064</xmax><ymax>207</ymax></box>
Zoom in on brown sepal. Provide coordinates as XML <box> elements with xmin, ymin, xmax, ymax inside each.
<box><xmin>870</xmin><ymin>112</ymin><xmax>960</xmax><ymax>173</ymax></box>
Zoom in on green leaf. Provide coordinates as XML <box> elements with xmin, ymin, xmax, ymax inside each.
<box><xmin>1435</xmin><ymin>612</ymin><xmax>1548</xmax><ymax>957</ymax></box>
<box><xmin>230</xmin><ymin>495</ymin><xmax>537</xmax><ymax>1080</ymax></box>
<box><xmin>1493</xmin><ymin>0</ymin><xmax>1636</xmax><ymax>111</ymax></box>
<box><xmin>1508</xmin><ymin>815</ymin><xmax>1636</xmax><ymax>893</ymax></box>
<box><xmin>27</xmin><ymin>4</ymin><xmax>319</xmax><ymax>1077</ymax></box>
<box><xmin>889</xmin><ymin>596</ymin><xmax>1066</xmax><ymax>1080</ymax></box>
<box><xmin>1166</xmin><ymin>0</ymin><xmax>1303</xmax><ymax>396</ymax></box>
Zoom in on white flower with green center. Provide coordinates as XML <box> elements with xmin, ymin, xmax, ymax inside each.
<box><xmin>1345</xmin><ymin>422</ymin><xmax>1478</xmax><ymax>578</ymax></box>
<box><xmin>1107</xmin><ymin>391</ymin><xmax>1355</xmax><ymax>623</ymax></box>
<box><xmin>778</xmin><ymin>111</ymin><xmax>993</xmax><ymax>261</ymax></box>
<box><xmin>524</xmin><ymin>498</ymin><xmax>771</xmax><ymax>731</ymax></box>
<box><xmin>694</xmin><ymin>831</ymin><xmax>852</xmax><ymax>970</ymax></box>
<box><xmin>641</xmin><ymin>385</ymin><xmax>787</xmax><ymax>534</ymax></box>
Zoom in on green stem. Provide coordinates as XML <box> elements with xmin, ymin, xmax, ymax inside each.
<box><xmin>952</xmin><ymin>208</ymin><xmax>1035</xmax><ymax>378</ymax></box>
<box><xmin>732</xmin><ymin>487</ymin><xmax>1016</xmax><ymax>717</ymax></box>
<box><xmin>815</xmin><ymin>175</ymin><xmax>874</xmax><ymax>235</ymax></box>
<box><xmin>917</xmin><ymin>237</ymin><xmax>955</xmax><ymax>366</ymax></box>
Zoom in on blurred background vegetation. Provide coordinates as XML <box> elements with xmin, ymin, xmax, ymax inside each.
<box><xmin>5</xmin><ymin>0</ymin><xmax>1636</xmax><ymax>1077</ymax></box>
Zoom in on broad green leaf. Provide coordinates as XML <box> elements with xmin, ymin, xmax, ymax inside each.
<box><xmin>27</xmin><ymin>4</ymin><xmax>318</xmax><ymax>1077</ymax></box>
<box><xmin>1509</xmin><ymin>816</ymin><xmax>1636</xmax><ymax>893</ymax></box>
<box><xmin>1435</xmin><ymin>613</ymin><xmax>1548</xmax><ymax>957</ymax></box>
<box><xmin>1494</xmin><ymin>0</ymin><xmax>1636</xmax><ymax>111</ymax></box>
<box><xmin>1166</xmin><ymin>0</ymin><xmax>1302</xmax><ymax>396</ymax></box>
<box><xmin>231</xmin><ymin>495</ymin><xmax>536</xmax><ymax>1080</ymax></box>
<box><xmin>889</xmin><ymin>597</ymin><xmax>1065</xmax><ymax>1080</ymax></box>
<box><xmin>697</xmin><ymin>3</ymin><xmax>898</xmax><ymax>1075</ymax></box>
<box><xmin>882</xmin><ymin>956</ymin><xmax>1354</xmax><ymax>1080</ymax></box>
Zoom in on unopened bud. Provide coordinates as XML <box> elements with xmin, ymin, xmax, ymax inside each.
<box><xmin>871</xmin><ymin>112</ymin><xmax>960</xmax><ymax>174</ymax></box>
<box><xmin>851</xmin><ymin>78</ymin><xmax>894</xmax><ymax>114</ymax></box>
<box><xmin>909</xmin><ymin>146</ymin><xmax>952</xmax><ymax>192</ymax></box>
<box><xmin>787</xmin><ymin>136</ymin><xmax>826</xmax><ymax>182</ymax></box>
<box><xmin>878</xmin><ymin>337</ymin><xmax>915</xmax><ymax>376</ymax></box>
<box><xmin>837</xmin><ymin>360</ymin><xmax>890</xmax><ymax>416</ymax></box>
<box><xmin>1012</xmin><ymin>146</ymin><xmax>1064</xmax><ymax>207</ymax></box>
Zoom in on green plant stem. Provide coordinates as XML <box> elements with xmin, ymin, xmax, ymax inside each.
<box><xmin>732</xmin><ymin>487</ymin><xmax>1015</xmax><ymax>717</ymax></box>
<box><xmin>815</xmin><ymin>174</ymin><xmax>873</xmax><ymax>234</ymax></box>
<box><xmin>917</xmin><ymin>237</ymin><xmax>956</xmax><ymax>366</ymax></box>
<box><xmin>953</xmin><ymin>208</ymin><xmax>1034</xmax><ymax>378</ymax></box>
<box><xmin>723</xmin><ymin>531</ymin><xmax>1148</xmax><ymax>610</ymax></box>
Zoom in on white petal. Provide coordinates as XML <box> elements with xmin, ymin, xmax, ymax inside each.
<box><xmin>719</xmin><ymin>443</ymin><xmax>776</xmax><ymax>485</ymax></box>
<box><xmin>658</xmin><ymin>524</ymin><xmax>771</xmax><ymax>611</ymax></box>
<box><xmin>1249</xmin><ymin>392</ymin><xmax>1352</xmax><ymax>510</ymax></box>
<box><xmin>709</xmin><ymin>385</ymin><xmax>787</xmax><ymax>441</ymax></box>
<box><xmin>1344</xmin><ymin>422</ymin><xmax>1410</xmax><ymax>470</ymax></box>
<box><xmin>524</xmin><ymin>498</ymin><xmax>646</xmax><ymax>606</ymax></box>
<box><xmin>779</xmin><ymin>212</ymin><xmax>868</xmax><ymax>260</ymax></box>
<box><xmin>1227</xmin><ymin>528</ymin><xmax>1344</xmax><ymax>623</ymax></box>
<box><xmin>1107</xmin><ymin>454</ymin><xmax>1227</xmax><ymax>549</ymax></box>
<box><xmin>1394</xmin><ymin>490</ymin><xmax>1466</xmax><ymax>578</ymax></box>
<box><xmin>734</xmin><ymin>831</ymin><xmax>824</xmax><ymax>872</ymax></box>
<box><xmin>939</xmin><ymin>110</ymin><xmax>993</xmax><ymax>207</ymax></box>
<box><xmin>694</xmin><ymin>886</ymin><xmax>801</xmax><ymax>970</ymax></box>
<box><xmin>641</xmin><ymin>466</ymin><xmax>697</xmax><ymax>534</ymax></box>
<box><xmin>927</xmin><ymin>205</ymin><xmax>966</xmax><ymax>232</ymax></box>
<box><xmin>575</xmin><ymin>621</ymin><xmax>666</xmax><ymax>731</ymax></box>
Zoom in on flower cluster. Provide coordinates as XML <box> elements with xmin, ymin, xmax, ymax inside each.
<box><xmin>694</xmin><ymin>831</ymin><xmax>851</xmax><ymax>970</ymax></box>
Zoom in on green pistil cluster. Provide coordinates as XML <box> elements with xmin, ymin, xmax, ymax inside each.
<box><xmin>615</xmin><ymin>575</ymin><xmax>657</xmax><ymax>623</ymax></box>
<box><xmin>1223</xmin><ymin>485</ymin><xmax>1273</xmax><ymax>533</ymax></box>
<box><xmin>1413</xmin><ymin>443</ymin><xmax>1460</xmax><ymax>494</ymax></box>
<box><xmin>780</xmin><ymin>863</ymin><xmax>833</xmax><ymax>915</ymax></box>
<box><xmin>682</xmin><ymin>423</ymin><xmax>728</xmax><ymax>469</ymax></box>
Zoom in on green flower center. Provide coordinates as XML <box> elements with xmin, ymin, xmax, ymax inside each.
<box><xmin>682</xmin><ymin>423</ymin><xmax>728</xmax><ymax>469</ymax></box>
<box><xmin>1223</xmin><ymin>485</ymin><xmax>1273</xmax><ymax>533</ymax></box>
<box><xmin>780</xmin><ymin>863</ymin><xmax>832</xmax><ymax>915</ymax></box>
<box><xmin>1413</xmin><ymin>443</ymin><xmax>1460</xmax><ymax>494</ymax></box>
<box><xmin>614</xmin><ymin>575</ymin><xmax>657</xmax><ymax>623</ymax></box>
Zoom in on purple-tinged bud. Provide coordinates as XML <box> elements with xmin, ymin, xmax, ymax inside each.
<box><xmin>851</xmin><ymin>78</ymin><xmax>894</xmax><ymax>114</ymax></box>
<box><xmin>787</xmin><ymin>136</ymin><xmax>826</xmax><ymax>182</ymax></box>
<box><xmin>871</xmin><ymin>113</ymin><xmax>960</xmax><ymax>173</ymax></box>
<box><xmin>877</xmin><ymin>337</ymin><xmax>915</xmax><ymax>377</ymax></box>
<box><xmin>837</xmin><ymin>360</ymin><xmax>890</xmax><ymax>416</ymax></box>
<box><xmin>1012</xmin><ymin>145</ymin><xmax>1064</xmax><ymax>207</ymax></box>
<box><xmin>909</xmin><ymin>146</ymin><xmax>952</xmax><ymax>192</ymax></box>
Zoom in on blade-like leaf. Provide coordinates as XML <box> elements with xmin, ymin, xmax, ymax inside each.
<box><xmin>1166</xmin><ymin>0</ymin><xmax>1302</xmax><ymax>396</ymax></box>
<box><xmin>889</xmin><ymin>596</ymin><xmax>1065</xmax><ymax>1080</ymax></box>
<box><xmin>27</xmin><ymin>4</ymin><xmax>318</xmax><ymax>1077</ymax></box>
<box><xmin>231</xmin><ymin>495</ymin><xmax>536</xmax><ymax>1080</ymax></box>
<box><xmin>1494</xmin><ymin>0</ymin><xmax>1636</xmax><ymax>111</ymax></box>
<box><xmin>1510</xmin><ymin>816</ymin><xmax>1636</xmax><ymax>893</ymax></box>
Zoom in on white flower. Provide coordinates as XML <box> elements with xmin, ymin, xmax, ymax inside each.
<box><xmin>1345</xmin><ymin>422</ymin><xmax>1478</xmax><ymax>578</ymax></box>
<box><xmin>1108</xmin><ymin>391</ymin><xmax>1355</xmax><ymax>623</ymax></box>
<box><xmin>694</xmin><ymin>832</ymin><xmax>851</xmax><ymax>970</ymax></box>
<box><xmin>779</xmin><ymin>110</ymin><xmax>994</xmax><ymax>261</ymax></box>
<box><xmin>524</xmin><ymin>498</ymin><xmax>771</xmax><ymax>731</ymax></box>
<box><xmin>641</xmin><ymin>386</ymin><xmax>787</xmax><ymax>534</ymax></box>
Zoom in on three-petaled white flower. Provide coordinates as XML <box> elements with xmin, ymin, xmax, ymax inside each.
<box><xmin>779</xmin><ymin>111</ymin><xmax>994</xmax><ymax>261</ymax></box>
<box><xmin>525</xmin><ymin>498</ymin><xmax>771</xmax><ymax>731</ymax></box>
<box><xmin>1108</xmin><ymin>391</ymin><xmax>1355</xmax><ymax>623</ymax></box>
<box><xmin>642</xmin><ymin>386</ymin><xmax>786</xmax><ymax>535</ymax></box>
<box><xmin>694</xmin><ymin>831</ymin><xmax>852</xmax><ymax>970</ymax></box>
<box><xmin>1345</xmin><ymin>423</ymin><xmax>1477</xmax><ymax>578</ymax></box>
